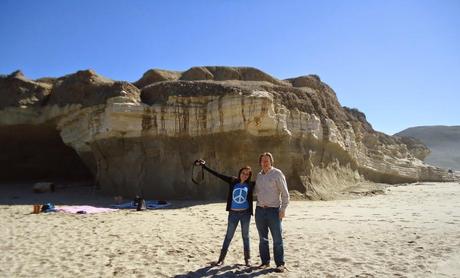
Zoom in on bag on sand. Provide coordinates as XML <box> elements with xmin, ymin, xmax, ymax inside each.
<box><xmin>41</xmin><ymin>203</ymin><xmax>56</xmax><ymax>213</ymax></box>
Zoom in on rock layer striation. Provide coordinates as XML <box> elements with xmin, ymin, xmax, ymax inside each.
<box><xmin>0</xmin><ymin>67</ymin><xmax>451</xmax><ymax>199</ymax></box>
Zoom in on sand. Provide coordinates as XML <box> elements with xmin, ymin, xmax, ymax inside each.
<box><xmin>1</xmin><ymin>182</ymin><xmax>460</xmax><ymax>277</ymax></box>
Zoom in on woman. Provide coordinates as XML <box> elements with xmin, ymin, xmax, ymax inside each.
<box><xmin>194</xmin><ymin>159</ymin><xmax>255</xmax><ymax>267</ymax></box>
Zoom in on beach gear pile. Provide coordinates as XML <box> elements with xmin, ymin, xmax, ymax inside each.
<box><xmin>111</xmin><ymin>199</ymin><xmax>170</xmax><ymax>210</ymax></box>
<box><xmin>32</xmin><ymin>199</ymin><xmax>170</xmax><ymax>214</ymax></box>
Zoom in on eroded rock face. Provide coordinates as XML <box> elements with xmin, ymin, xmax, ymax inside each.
<box><xmin>394</xmin><ymin>136</ymin><xmax>431</xmax><ymax>161</ymax></box>
<box><xmin>395</xmin><ymin>126</ymin><xmax>460</xmax><ymax>171</ymax></box>
<box><xmin>0</xmin><ymin>67</ymin><xmax>451</xmax><ymax>199</ymax></box>
<box><xmin>0</xmin><ymin>70</ymin><xmax>52</xmax><ymax>108</ymax></box>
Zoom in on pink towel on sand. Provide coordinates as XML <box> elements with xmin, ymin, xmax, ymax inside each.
<box><xmin>57</xmin><ymin>205</ymin><xmax>117</xmax><ymax>214</ymax></box>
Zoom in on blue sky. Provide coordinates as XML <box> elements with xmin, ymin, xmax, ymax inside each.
<box><xmin>1</xmin><ymin>0</ymin><xmax>458</xmax><ymax>135</ymax></box>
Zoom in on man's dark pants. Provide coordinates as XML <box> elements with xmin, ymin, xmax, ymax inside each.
<box><xmin>255</xmin><ymin>206</ymin><xmax>284</xmax><ymax>266</ymax></box>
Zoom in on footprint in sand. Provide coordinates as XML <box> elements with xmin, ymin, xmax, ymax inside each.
<box><xmin>331</xmin><ymin>257</ymin><xmax>352</xmax><ymax>263</ymax></box>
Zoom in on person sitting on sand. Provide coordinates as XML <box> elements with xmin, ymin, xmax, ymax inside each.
<box><xmin>194</xmin><ymin>159</ymin><xmax>255</xmax><ymax>267</ymax></box>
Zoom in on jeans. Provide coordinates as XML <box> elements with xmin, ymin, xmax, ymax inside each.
<box><xmin>220</xmin><ymin>210</ymin><xmax>251</xmax><ymax>259</ymax></box>
<box><xmin>255</xmin><ymin>206</ymin><xmax>284</xmax><ymax>266</ymax></box>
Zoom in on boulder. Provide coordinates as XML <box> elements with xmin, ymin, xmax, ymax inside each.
<box><xmin>0</xmin><ymin>70</ymin><xmax>52</xmax><ymax>109</ymax></box>
<box><xmin>180</xmin><ymin>67</ymin><xmax>214</xmax><ymax>81</ymax></box>
<box><xmin>33</xmin><ymin>182</ymin><xmax>55</xmax><ymax>193</ymax></box>
<box><xmin>285</xmin><ymin>75</ymin><xmax>322</xmax><ymax>89</ymax></box>
<box><xmin>47</xmin><ymin>69</ymin><xmax>140</xmax><ymax>107</ymax></box>
<box><xmin>133</xmin><ymin>69</ymin><xmax>181</xmax><ymax>88</ymax></box>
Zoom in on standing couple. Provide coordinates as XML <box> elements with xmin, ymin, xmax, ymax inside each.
<box><xmin>194</xmin><ymin>152</ymin><xmax>290</xmax><ymax>273</ymax></box>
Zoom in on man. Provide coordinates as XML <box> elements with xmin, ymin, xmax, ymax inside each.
<box><xmin>254</xmin><ymin>152</ymin><xmax>290</xmax><ymax>273</ymax></box>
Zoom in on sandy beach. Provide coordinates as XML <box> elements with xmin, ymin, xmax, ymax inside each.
<box><xmin>1</xmin><ymin>182</ymin><xmax>460</xmax><ymax>277</ymax></box>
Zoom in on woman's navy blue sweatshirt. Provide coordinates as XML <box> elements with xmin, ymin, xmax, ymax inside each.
<box><xmin>202</xmin><ymin>164</ymin><xmax>255</xmax><ymax>215</ymax></box>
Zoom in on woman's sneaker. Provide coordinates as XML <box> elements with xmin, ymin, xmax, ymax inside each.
<box><xmin>244</xmin><ymin>258</ymin><xmax>251</xmax><ymax>267</ymax></box>
<box><xmin>210</xmin><ymin>260</ymin><xmax>224</xmax><ymax>266</ymax></box>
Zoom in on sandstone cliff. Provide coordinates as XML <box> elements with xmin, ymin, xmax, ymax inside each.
<box><xmin>395</xmin><ymin>126</ymin><xmax>460</xmax><ymax>171</ymax></box>
<box><xmin>0</xmin><ymin>67</ymin><xmax>451</xmax><ymax>200</ymax></box>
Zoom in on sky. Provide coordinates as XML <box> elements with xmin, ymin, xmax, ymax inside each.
<box><xmin>1</xmin><ymin>0</ymin><xmax>459</xmax><ymax>135</ymax></box>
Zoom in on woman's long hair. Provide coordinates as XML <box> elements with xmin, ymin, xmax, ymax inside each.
<box><xmin>238</xmin><ymin>166</ymin><xmax>252</xmax><ymax>183</ymax></box>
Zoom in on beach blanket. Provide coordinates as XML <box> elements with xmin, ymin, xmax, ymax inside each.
<box><xmin>57</xmin><ymin>205</ymin><xmax>118</xmax><ymax>214</ymax></box>
<box><xmin>111</xmin><ymin>200</ymin><xmax>170</xmax><ymax>209</ymax></box>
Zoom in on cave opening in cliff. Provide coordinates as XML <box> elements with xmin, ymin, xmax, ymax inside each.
<box><xmin>0</xmin><ymin>124</ymin><xmax>94</xmax><ymax>183</ymax></box>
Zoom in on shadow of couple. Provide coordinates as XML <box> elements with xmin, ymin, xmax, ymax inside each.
<box><xmin>173</xmin><ymin>263</ymin><xmax>276</xmax><ymax>277</ymax></box>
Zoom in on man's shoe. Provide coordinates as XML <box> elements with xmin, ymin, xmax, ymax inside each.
<box><xmin>257</xmin><ymin>263</ymin><xmax>270</xmax><ymax>269</ymax></box>
<box><xmin>274</xmin><ymin>265</ymin><xmax>285</xmax><ymax>273</ymax></box>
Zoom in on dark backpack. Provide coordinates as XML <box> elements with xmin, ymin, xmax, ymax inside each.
<box><xmin>41</xmin><ymin>203</ymin><xmax>55</xmax><ymax>212</ymax></box>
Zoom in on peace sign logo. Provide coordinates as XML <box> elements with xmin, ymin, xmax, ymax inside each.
<box><xmin>233</xmin><ymin>187</ymin><xmax>248</xmax><ymax>204</ymax></box>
